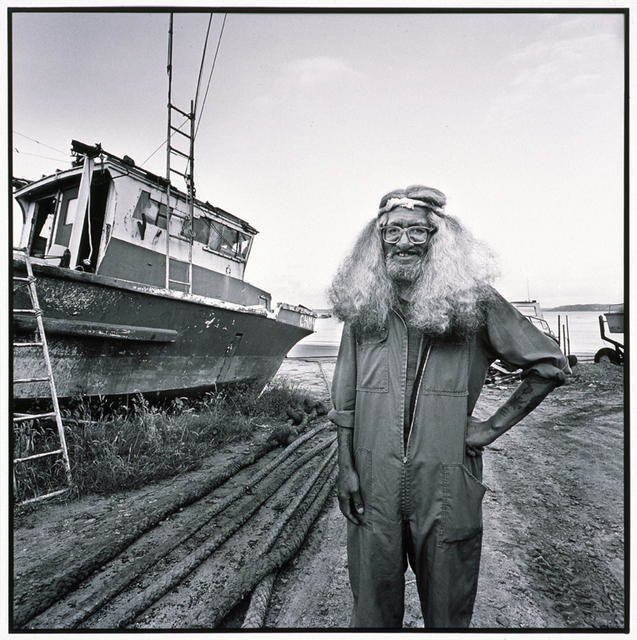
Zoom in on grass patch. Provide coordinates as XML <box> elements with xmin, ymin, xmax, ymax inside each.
<box><xmin>13</xmin><ymin>381</ymin><xmax>325</xmax><ymax>503</ymax></box>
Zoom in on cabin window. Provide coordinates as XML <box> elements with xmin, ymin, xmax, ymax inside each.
<box><xmin>55</xmin><ymin>186</ymin><xmax>80</xmax><ymax>247</ymax></box>
<box><xmin>207</xmin><ymin>221</ymin><xmax>251</xmax><ymax>260</ymax></box>
<box><xmin>133</xmin><ymin>190</ymin><xmax>165</xmax><ymax>227</ymax></box>
<box><xmin>237</xmin><ymin>232</ymin><xmax>251</xmax><ymax>258</ymax></box>
<box><xmin>178</xmin><ymin>211</ymin><xmax>194</xmax><ymax>238</ymax></box>
<box><xmin>64</xmin><ymin>197</ymin><xmax>78</xmax><ymax>225</ymax></box>
<box><xmin>155</xmin><ymin>204</ymin><xmax>167</xmax><ymax>230</ymax></box>
<box><xmin>29</xmin><ymin>197</ymin><xmax>57</xmax><ymax>257</ymax></box>
<box><xmin>193</xmin><ymin>217</ymin><xmax>209</xmax><ymax>243</ymax></box>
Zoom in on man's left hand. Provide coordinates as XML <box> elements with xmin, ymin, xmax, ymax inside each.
<box><xmin>465</xmin><ymin>416</ymin><xmax>500</xmax><ymax>457</ymax></box>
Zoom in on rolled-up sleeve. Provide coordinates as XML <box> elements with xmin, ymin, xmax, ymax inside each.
<box><xmin>484</xmin><ymin>289</ymin><xmax>571</xmax><ymax>385</ymax></box>
<box><xmin>327</xmin><ymin>323</ymin><xmax>357</xmax><ymax>428</ymax></box>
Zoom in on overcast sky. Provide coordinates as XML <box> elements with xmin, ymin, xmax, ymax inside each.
<box><xmin>10</xmin><ymin>9</ymin><xmax>625</xmax><ymax>308</ymax></box>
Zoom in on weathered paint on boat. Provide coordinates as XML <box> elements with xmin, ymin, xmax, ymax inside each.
<box><xmin>12</xmin><ymin>143</ymin><xmax>316</xmax><ymax>400</ymax></box>
<box><xmin>12</xmin><ymin>253</ymin><xmax>313</xmax><ymax>399</ymax></box>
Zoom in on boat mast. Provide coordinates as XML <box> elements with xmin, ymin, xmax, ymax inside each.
<box><xmin>164</xmin><ymin>13</ymin><xmax>196</xmax><ymax>293</ymax></box>
<box><xmin>165</xmin><ymin>13</ymin><xmax>173</xmax><ymax>290</ymax></box>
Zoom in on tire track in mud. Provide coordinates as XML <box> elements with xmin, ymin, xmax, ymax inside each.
<box><xmin>21</xmin><ymin>420</ymin><xmax>337</xmax><ymax>630</ymax></box>
<box><xmin>257</xmin><ymin>366</ymin><xmax>624</xmax><ymax>631</ymax></box>
<box><xmin>474</xmin><ymin>382</ymin><xmax>624</xmax><ymax>629</ymax></box>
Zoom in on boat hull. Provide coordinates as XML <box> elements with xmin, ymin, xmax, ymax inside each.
<box><xmin>12</xmin><ymin>258</ymin><xmax>313</xmax><ymax>400</ymax></box>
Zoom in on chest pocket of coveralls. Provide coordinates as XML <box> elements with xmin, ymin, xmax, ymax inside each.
<box><xmin>355</xmin><ymin>328</ymin><xmax>388</xmax><ymax>393</ymax></box>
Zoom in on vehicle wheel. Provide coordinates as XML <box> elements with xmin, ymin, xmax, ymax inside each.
<box><xmin>567</xmin><ymin>354</ymin><xmax>578</xmax><ymax>367</ymax></box>
<box><xmin>594</xmin><ymin>348</ymin><xmax>620</xmax><ymax>365</ymax></box>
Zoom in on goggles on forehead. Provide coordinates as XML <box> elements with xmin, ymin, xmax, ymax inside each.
<box><xmin>377</xmin><ymin>196</ymin><xmax>445</xmax><ymax>217</ymax></box>
<box><xmin>379</xmin><ymin>225</ymin><xmax>435</xmax><ymax>244</ymax></box>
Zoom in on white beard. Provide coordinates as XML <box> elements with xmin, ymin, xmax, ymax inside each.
<box><xmin>385</xmin><ymin>254</ymin><xmax>424</xmax><ymax>284</ymax></box>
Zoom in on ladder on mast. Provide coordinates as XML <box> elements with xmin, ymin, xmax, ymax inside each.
<box><xmin>12</xmin><ymin>251</ymin><xmax>73</xmax><ymax>505</ymax></box>
<box><xmin>165</xmin><ymin>13</ymin><xmax>196</xmax><ymax>293</ymax></box>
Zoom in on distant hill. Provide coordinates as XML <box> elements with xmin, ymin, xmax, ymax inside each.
<box><xmin>545</xmin><ymin>304</ymin><xmax>622</xmax><ymax>312</ymax></box>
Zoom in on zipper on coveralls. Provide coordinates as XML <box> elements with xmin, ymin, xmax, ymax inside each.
<box><xmin>395</xmin><ymin>310</ymin><xmax>432</xmax><ymax>461</ymax></box>
<box><xmin>404</xmin><ymin>341</ymin><xmax>432</xmax><ymax>460</ymax></box>
<box><xmin>395</xmin><ymin>310</ymin><xmax>409</xmax><ymax>462</ymax></box>
<box><xmin>397</xmin><ymin>316</ymin><xmax>431</xmax><ymax>518</ymax></box>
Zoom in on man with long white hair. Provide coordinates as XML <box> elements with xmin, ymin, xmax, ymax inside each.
<box><xmin>327</xmin><ymin>185</ymin><xmax>570</xmax><ymax>629</ymax></box>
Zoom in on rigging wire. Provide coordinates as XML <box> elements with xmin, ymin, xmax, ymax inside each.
<box><xmin>194</xmin><ymin>13</ymin><xmax>228</xmax><ymax>141</ymax></box>
<box><xmin>141</xmin><ymin>14</ymin><xmax>211</xmax><ymax>171</ymax></box>
<box><xmin>13</xmin><ymin>131</ymin><xmax>70</xmax><ymax>156</ymax></box>
<box><xmin>194</xmin><ymin>14</ymin><xmax>214</xmax><ymax>115</ymax></box>
<box><xmin>142</xmin><ymin>13</ymin><xmax>225</xmax><ymax>174</ymax></box>
<box><xmin>14</xmin><ymin>148</ymin><xmax>72</xmax><ymax>164</ymax></box>
<box><xmin>139</xmin><ymin>115</ymin><xmax>190</xmax><ymax>168</ymax></box>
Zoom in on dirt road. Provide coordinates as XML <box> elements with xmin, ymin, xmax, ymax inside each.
<box><xmin>12</xmin><ymin>360</ymin><xmax>624</xmax><ymax>630</ymax></box>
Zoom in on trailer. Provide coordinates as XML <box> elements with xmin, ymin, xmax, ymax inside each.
<box><xmin>594</xmin><ymin>304</ymin><xmax>624</xmax><ymax>365</ymax></box>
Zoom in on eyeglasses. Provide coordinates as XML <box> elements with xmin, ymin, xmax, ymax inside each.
<box><xmin>380</xmin><ymin>225</ymin><xmax>434</xmax><ymax>244</ymax></box>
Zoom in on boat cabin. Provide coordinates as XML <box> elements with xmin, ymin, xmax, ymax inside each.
<box><xmin>13</xmin><ymin>141</ymin><xmax>272</xmax><ymax>309</ymax></box>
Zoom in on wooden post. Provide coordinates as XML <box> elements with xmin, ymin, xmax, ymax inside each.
<box><xmin>562</xmin><ymin>323</ymin><xmax>567</xmax><ymax>356</ymax></box>
<box><xmin>67</xmin><ymin>155</ymin><xmax>94</xmax><ymax>268</ymax></box>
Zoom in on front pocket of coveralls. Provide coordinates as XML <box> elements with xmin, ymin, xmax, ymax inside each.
<box><xmin>355</xmin><ymin>333</ymin><xmax>388</xmax><ymax>392</ymax></box>
<box><xmin>440</xmin><ymin>464</ymin><xmax>487</xmax><ymax>543</ymax></box>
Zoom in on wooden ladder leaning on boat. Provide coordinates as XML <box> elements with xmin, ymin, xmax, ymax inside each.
<box><xmin>12</xmin><ymin>250</ymin><xmax>73</xmax><ymax>505</ymax></box>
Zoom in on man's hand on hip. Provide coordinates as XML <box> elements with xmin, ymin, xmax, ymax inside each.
<box><xmin>337</xmin><ymin>466</ymin><xmax>365</xmax><ymax>525</ymax></box>
<box><xmin>465</xmin><ymin>416</ymin><xmax>500</xmax><ymax>457</ymax></box>
<box><xmin>465</xmin><ymin>374</ymin><xmax>561</xmax><ymax>456</ymax></box>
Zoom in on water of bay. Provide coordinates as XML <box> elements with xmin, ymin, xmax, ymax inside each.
<box><xmin>288</xmin><ymin>310</ymin><xmax>622</xmax><ymax>358</ymax></box>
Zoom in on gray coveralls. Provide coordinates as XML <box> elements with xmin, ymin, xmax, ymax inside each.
<box><xmin>328</xmin><ymin>289</ymin><xmax>569</xmax><ymax>628</ymax></box>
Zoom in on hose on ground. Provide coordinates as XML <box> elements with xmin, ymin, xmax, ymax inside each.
<box><xmin>36</xmin><ymin>437</ymin><xmax>331</xmax><ymax>628</ymax></box>
<box><xmin>14</xmin><ymin>437</ymin><xmax>277</xmax><ymax>629</ymax></box>
<box><xmin>240</xmin><ymin>571</ymin><xmax>277</xmax><ymax>629</ymax></box>
<box><xmin>315</xmin><ymin>360</ymin><xmax>332</xmax><ymax>401</ymax></box>
<box><xmin>259</xmin><ymin>443</ymin><xmax>336</xmax><ymax>556</ymax></box>
<box><xmin>98</xmin><ymin>435</ymin><xmax>335</xmax><ymax>629</ymax></box>
<box><xmin>20</xmin><ymin>421</ymin><xmax>329</xmax><ymax>629</ymax></box>
<box><xmin>192</xmin><ymin>443</ymin><xmax>337</xmax><ymax>627</ymax></box>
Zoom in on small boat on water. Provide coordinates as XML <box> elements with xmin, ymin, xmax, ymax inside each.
<box><xmin>12</xmin><ymin>140</ymin><xmax>315</xmax><ymax>400</ymax></box>
<box><xmin>510</xmin><ymin>300</ymin><xmax>559</xmax><ymax>343</ymax></box>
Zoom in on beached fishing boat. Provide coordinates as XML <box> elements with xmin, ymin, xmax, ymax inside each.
<box><xmin>12</xmin><ymin>140</ymin><xmax>315</xmax><ymax>400</ymax></box>
<box><xmin>12</xmin><ymin>15</ymin><xmax>317</xmax><ymax>401</ymax></box>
